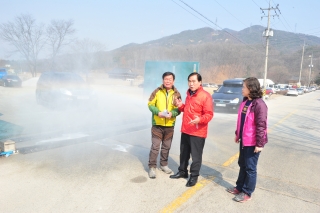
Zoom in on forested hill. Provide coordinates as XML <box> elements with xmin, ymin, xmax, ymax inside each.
<box><xmin>118</xmin><ymin>25</ymin><xmax>320</xmax><ymax>54</ymax></box>
<box><xmin>106</xmin><ymin>26</ymin><xmax>319</xmax><ymax>84</ymax></box>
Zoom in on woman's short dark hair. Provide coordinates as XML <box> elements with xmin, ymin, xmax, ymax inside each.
<box><xmin>188</xmin><ymin>72</ymin><xmax>202</xmax><ymax>82</ymax></box>
<box><xmin>162</xmin><ymin>72</ymin><xmax>175</xmax><ymax>80</ymax></box>
<box><xmin>243</xmin><ymin>77</ymin><xmax>263</xmax><ymax>99</ymax></box>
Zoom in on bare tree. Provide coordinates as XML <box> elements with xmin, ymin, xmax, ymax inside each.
<box><xmin>70</xmin><ymin>38</ymin><xmax>106</xmax><ymax>73</ymax></box>
<box><xmin>0</xmin><ymin>14</ymin><xmax>45</xmax><ymax>77</ymax></box>
<box><xmin>46</xmin><ymin>19</ymin><xmax>75</xmax><ymax>69</ymax></box>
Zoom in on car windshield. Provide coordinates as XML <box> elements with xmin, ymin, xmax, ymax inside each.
<box><xmin>53</xmin><ymin>73</ymin><xmax>86</xmax><ymax>85</ymax></box>
<box><xmin>216</xmin><ymin>85</ymin><xmax>242</xmax><ymax>94</ymax></box>
<box><xmin>6</xmin><ymin>75</ymin><xmax>19</xmax><ymax>80</ymax></box>
<box><xmin>53</xmin><ymin>73</ymin><xmax>86</xmax><ymax>88</ymax></box>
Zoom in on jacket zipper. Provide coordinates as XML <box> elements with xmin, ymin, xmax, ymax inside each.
<box><xmin>165</xmin><ymin>90</ymin><xmax>169</xmax><ymax>126</ymax></box>
<box><xmin>242</xmin><ymin>101</ymin><xmax>252</xmax><ymax>149</ymax></box>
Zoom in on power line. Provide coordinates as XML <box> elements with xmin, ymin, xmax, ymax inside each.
<box><xmin>213</xmin><ymin>0</ymin><xmax>248</xmax><ymax>28</ymax></box>
<box><xmin>251</xmin><ymin>0</ymin><xmax>261</xmax><ymax>8</ymax></box>
<box><xmin>175</xmin><ymin>0</ymin><xmax>257</xmax><ymax>49</ymax></box>
<box><xmin>171</xmin><ymin>0</ymin><xmax>214</xmax><ymax>30</ymax></box>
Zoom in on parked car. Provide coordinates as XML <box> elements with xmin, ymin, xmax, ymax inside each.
<box><xmin>212</xmin><ymin>78</ymin><xmax>244</xmax><ymax>112</ymax></box>
<box><xmin>286</xmin><ymin>88</ymin><xmax>298</xmax><ymax>96</ymax></box>
<box><xmin>0</xmin><ymin>75</ymin><xmax>22</xmax><ymax>87</ymax></box>
<box><xmin>265</xmin><ymin>88</ymin><xmax>273</xmax><ymax>95</ymax></box>
<box><xmin>300</xmin><ymin>86</ymin><xmax>307</xmax><ymax>92</ymax></box>
<box><xmin>202</xmin><ymin>83</ymin><xmax>210</xmax><ymax>87</ymax></box>
<box><xmin>209</xmin><ymin>83</ymin><xmax>218</xmax><ymax>88</ymax></box>
<box><xmin>277</xmin><ymin>88</ymin><xmax>288</xmax><ymax>95</ymax></box>
<box><xmin>296</xmin><ymin>88</ymin><xmax>304</xmax><ymax>95</ymax></box>
<box><xmin>310</xmin><ymin>87</ymin><xmax>316</xmax><ymax>92</ymax></box>
<box><xmin>36</xmin><ymin>72</ymin><xmax>96</xmax><ymax>108</ymax></box>
<box><xmin>0</xmin><ymin>68</ymin><xmax>7</xmax><ymax>79</ymax></box>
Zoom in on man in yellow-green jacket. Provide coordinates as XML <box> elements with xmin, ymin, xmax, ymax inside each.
<box><xmin>148</xmin><ymin>72</ymin><xmax>181</xmax><ymax>179</ymax></box>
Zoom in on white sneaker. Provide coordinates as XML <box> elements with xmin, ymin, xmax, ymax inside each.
<box><xmin>160</xmin><ymin>166</ymin><xmax>173</xmax><ymax>174</ymax></box>
<box><xmin>149</xmin><ymin>168</ymin><xmax>156</xmax><ymax>179</ymax></box>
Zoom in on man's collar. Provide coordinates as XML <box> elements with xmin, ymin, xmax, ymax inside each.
<box><xmin>161</xmin><ymin>84</ymin><xmax>175</xmax><ymax>91</ymax></box>
<box><xmin>189</xmin><ymin>89</ymin><xmax>197</xmax><ymax>96</ymax></box>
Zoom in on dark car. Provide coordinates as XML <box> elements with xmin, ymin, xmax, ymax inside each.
<box><xmin>0</xmin><ymin>75</ymin><xmax>22</xmax><ymax>87</ymax></box>
<box><xmin>36</xmin><ymin>72</ymin><xmax>95</xmax><ymax>108</ymax></box>
<box><xmin>212</xmin><ymin>78</ymin><xmax>244</xmax><ymax>112</ymax></box>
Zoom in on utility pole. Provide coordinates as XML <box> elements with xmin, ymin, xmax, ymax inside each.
<box><xmin>261</xmin><ymin>1</ymin><xmax>280</xmax><ymax>100</ymax></box>
<box><xmin>298</xmin><ymin>41</ymin><xmax>305</xmax><ymax>85</ymax></box>
<box><xmin>308</xmin><ymin>53</ymin><xmax>313</xmax><ymax>87</ymax></box>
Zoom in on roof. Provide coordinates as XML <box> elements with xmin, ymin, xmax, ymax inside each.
<box><xmin>223</xmin><ymin>78</ymin><xmax>245</xmax><ymax>85</ymax></box>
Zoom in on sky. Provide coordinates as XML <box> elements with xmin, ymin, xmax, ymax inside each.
<box><xmin>1</xmin><ymin>0</ymin><xmax>319</xmax><ymax>59</ymax></box>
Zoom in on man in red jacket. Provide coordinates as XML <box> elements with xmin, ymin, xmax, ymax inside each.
<box><xmin>170</xmin><ymin>73</ymin><xmax>214</xmax><ymax>187</ymax></box>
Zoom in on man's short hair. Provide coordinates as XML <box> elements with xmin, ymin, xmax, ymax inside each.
<box><xmin>188</xmin><ymin>72</ymin><xmax>202</xmax><ymax>82</ymax></box>
<box><xmin>162</xmin><ymin>72</ymin><xmax>175</xmax><ymax>80</ymax></box>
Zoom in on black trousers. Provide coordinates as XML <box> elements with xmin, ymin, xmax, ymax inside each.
<box><xmin>178</xmin><ymin>133</ymin><xmax>206</xmax><ymax>177</ymax></box>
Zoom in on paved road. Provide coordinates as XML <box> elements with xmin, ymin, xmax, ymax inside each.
<box><xmin>0</xmin><ymin>79</ymin><xmax>319</xmax><ymax>212</ymax></box>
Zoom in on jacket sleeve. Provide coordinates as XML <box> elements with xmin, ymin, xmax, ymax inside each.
<box><xmin>254</xmin><ymin>100</ymin><xmax>268</xmax><ymax>147</ymax></box>
<box><xmin>171</xmin><ymin>108</ymin><xmax>180</xmax><ymax>117</ymax></box>
<box><xmin>199</xmin><ymin>94</ymin><xmax>214</xmax><ymax>124</ymax></box>
<box><xmin>148</xmin><ymin>91</ymin><xmax>160</xmax><ymax>116</ymax></box>
<box><xmin>178</xmin><ymin>104</ymin><xmax>185</xmax><ymax>112</ymax></box>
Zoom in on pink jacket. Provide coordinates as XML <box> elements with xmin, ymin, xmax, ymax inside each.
<box><xmin>235</xmin><ymin>98</ymin><xmax>268</xmax><ymax>147</ymax></box>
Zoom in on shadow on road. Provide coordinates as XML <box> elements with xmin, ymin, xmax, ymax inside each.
<box><xmin>201</xmin><ymin>164</ymin><xmax>234</xmax><ymax>189</ymax></box>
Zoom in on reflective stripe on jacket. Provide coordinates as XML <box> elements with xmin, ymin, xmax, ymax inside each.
<box><xmin>235</xmin><ymin>98</ymin><xmax>268</xmax><ymax>147</ymax></box>
<box><xmin>178</xmin><ymin>86</ymin><xmax>213</xmax><ymax>138</ymax></box>
<box><xmin>148</xmin><ymin>85</ymin><xmax>181</xmax><ymax>126</ymax></box>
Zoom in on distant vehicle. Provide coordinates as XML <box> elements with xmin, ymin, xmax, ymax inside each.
<box><xmin>277</xmin><ymin>88</ymin><xmax>288</xmax><ymax>95</ymax></box>
<box><xmin>202</xmin><ymin>83</ymin><xmax>210</xmax><ymax>87</ymax></box>
<box><xmin>208</xmin><ymin>83</ymin><xmax>217</xmax><ymax>88</ymax></box>
<box><xmin>212</xmin><ymin>78</ymin><xmax>244</xmax><ymax>112</ymax></box>
<box><xmin>36</xmin><ymin>72</ymin><xmax>95</xmax><ymax>108</ymax></box>
<box><xmin>0</xmin><ymin>68</ymin><xmax>8</xmax><ymax>79</ymax></box>
<box><xmin>310</xmin><ymin>87</ymin><xmax>316</xmax><ymax>92</ymax></box>
<box><xmin>265</xmin><ymin>88</ymin><xmax>273</xmax><ymax>95</ymax></box>
<box><xmin>108</xmin><ymin>68</ymin><xmax>138</xmax><ymax>80</ymax></box>
<box><xmin>286</xmin><ymin>88</ymin><xmax>298</xmax><ymax>96</ymax></box>
<box><xmin>304</xmin><ymin>88</ymin><xmax>311</xmax><ymax>93</ymax></box>
<box><xmin>300</xmin><ymin>86</ymin><xmax>307</xmax><ymax>92</ymax></box>
<box><xmin>258</xmin><ymin>78</ymin><xmax>275</xmax><ymax>90</ymax></box>
<box><xmin>0</xmin><ymin>75</ymin><xmax>22</xmax><ymax>87</ymax></box>
<box><xmin>296</xmin><ymin>88</ymin><xmax>304</xmax><ymax>95</ymax></box>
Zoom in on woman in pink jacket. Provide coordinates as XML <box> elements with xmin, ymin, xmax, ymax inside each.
<box><xmin>227</xmin><ymin>77</ymin><xmax>268</xmax><ymax>202</ymax></box>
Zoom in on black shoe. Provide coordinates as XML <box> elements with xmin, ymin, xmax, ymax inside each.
<box><xmin>186</xmin><ymin>176</ymin><xmax>198</xmax><ymax>187</ymax></box>
<box><xmin>169</xmin><ymin>171</ymin><xmax>188</xmax><ymax>179</ymax></box>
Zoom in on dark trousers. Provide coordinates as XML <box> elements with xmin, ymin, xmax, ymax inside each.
<box><xmin>178</xmin><ymin>133</ymin><xmax>206</xmax><ymax>177</ymax></box>
<box><xmin>148</xmin><ymin>126</ymin><xmax>174</xmax><ymax>168</ymax></box>
<box><xmin>236</xmin><ymin>143</ymin><xmax>260</xmax><ymax>197</ymax></box>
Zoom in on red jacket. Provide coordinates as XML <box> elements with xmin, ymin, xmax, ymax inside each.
<box><xmin>178</xmin><ymin>86</ymin><xmax>214</xmax><ymax>138</ymax></box>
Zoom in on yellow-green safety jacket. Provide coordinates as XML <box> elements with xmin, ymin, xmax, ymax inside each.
<box><xmin>148</xmin><ymin>85</ymin><xmax>181</xmax><ymax>126</ymax></box>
